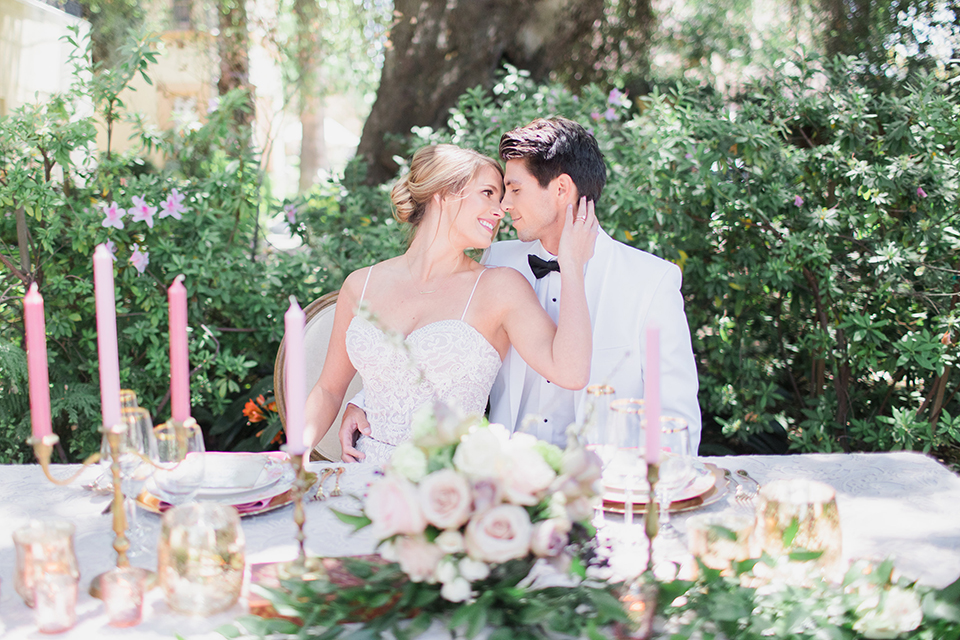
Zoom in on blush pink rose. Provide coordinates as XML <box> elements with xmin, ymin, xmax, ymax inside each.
<box><xmin>419</xmin><ymin>469</ymin><xmax>472</xmax><ymax>530</ymax></box>
<box><xmin>464</xmin><ymin>504</ymin><xmax>532</xmax><ymax>563</ymax></box>
<box><xmin>366</xmin><ymin>474</ymin><xmax>426</xmax><ymax>539</ymax></box>
<box><xmin>530</xmin><ymin>518</ymin><xmax>571</xmax><ymax>557</ymax></box>
<box><xmin>502</xmin><ymin>435</ymin><xmax>556</xmax><ymax>506</ymax></box>
<box><xmin>395</xmin><ymin>535</ymin><xmax>445</xmax><ymax>583</ymax></box>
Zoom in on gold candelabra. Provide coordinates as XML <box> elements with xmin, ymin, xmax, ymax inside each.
<box><xmin>277</xmin><ymin>452</ymin><xmax>323</xmax><ymax>579</ymax></box>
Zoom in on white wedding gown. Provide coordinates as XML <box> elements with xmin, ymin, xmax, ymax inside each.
<box><xmin>345</xmin><ymin>266</ymin><xmax>502</xmax><ymax>465</ymax></box>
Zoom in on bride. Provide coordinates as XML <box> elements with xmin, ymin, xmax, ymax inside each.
<box><xmin>303</xmin><ymin>144</ymin><xmax>598</xmax><ymax>464</ymax></box>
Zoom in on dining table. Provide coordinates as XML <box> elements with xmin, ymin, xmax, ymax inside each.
<box><xmin>0</xmin><ymin>450</ymin><xmax>958</xmax><ymax>639</ymax></box>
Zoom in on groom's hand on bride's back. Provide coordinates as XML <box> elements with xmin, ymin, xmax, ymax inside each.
<box><xmin>339</xmin><ymin>403</ymin><xmax>371</xmax><ymax>462</ymax></box>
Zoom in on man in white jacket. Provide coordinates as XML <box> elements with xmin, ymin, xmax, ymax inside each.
<box><xmin>484</xmin><ymin>117</ymin><xmax>701</xmax><ymax>451</ymax></box>
<box><xmin>339</xmin><ymin>117</ymin><xmax>701</xmax><ymax>457</ymax></box>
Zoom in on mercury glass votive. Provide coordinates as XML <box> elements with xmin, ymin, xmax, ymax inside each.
<box><xmin>686</xmin><ymin>512</ymin><xmax>757</xmax><ymax>571</ymax></box>
<box><xmin>757</xmin><ymin>479</ymin><xmax>842</xmax><ymax>577</ymax></box>
<box><xmin>158</xmin><ymin>502</ymin><xmax>245</xmax><ymax>615</ymax></box>
<box><xmin>13</xmin><ymin>520</ymin><xmax>79</xmax><ymax>608</ymax></box>
<box><xmin>102</xmin><ymin>567</ymin><xmax>146</xmax><ymax>627</ymax></box>
<box><xmin>33</xmin><ymin>571</ymin><xmax>78</xmax><ymax>634</ymax></box>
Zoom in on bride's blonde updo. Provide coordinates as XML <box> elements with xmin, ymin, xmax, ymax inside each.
<box><xmin>391</xmin><ymin>144</ymin><xmax>503</xmax><ymax>227</ymax></box>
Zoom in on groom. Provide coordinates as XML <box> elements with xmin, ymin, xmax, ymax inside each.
<box><xmin>340</xmin><ymin>116</ymin><xmax>701</xmax><ymax>458</ymax></box>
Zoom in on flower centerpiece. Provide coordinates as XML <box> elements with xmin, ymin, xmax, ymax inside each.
<box><xmin>233</xmin><ymin>402</ymin><xmax>630</xmax><ymax>639</ymax></box>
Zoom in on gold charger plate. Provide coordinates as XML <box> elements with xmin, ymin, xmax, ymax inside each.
<box><xmin>603</xmin><ymin>463</ymin><xmax>729</xmax><ymax>514</ymax></box>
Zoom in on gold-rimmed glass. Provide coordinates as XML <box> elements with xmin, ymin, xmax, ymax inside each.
<box><xmin>608</xmin><ymin>398</ymin><xmax>644</xmax><ymax>526</ymax></box>
<box><xmin>118</xmin><ymin>407</ymin><xmax>155</xmax><ymax>557</ymax></box>
<box><xmin>652</xmin><ymin>416</ymin><xmax>694</xmax><ymax>538</ymax></box>
<box><xmin>151</xmin><ymin>419</ymin><xmax>205</xmax><ymax>505</ymax></box>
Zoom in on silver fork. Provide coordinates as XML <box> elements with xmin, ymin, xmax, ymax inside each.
<box><xmin>735</xmin><ymin>469</ymin><xmax>759</xmax><ymax>504</ymax></box>
<box><xmin>313</xmin><ymin>468</ymin><xmax>336</xmax><ymax>502</ymax></box>
<box><xmin>331</xmin><ymin>467</ymin><xmax>345</xmax><ymax>497</ymax></box>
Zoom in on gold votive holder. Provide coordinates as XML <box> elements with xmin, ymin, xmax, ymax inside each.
<box><xmin>686</xmin><ymin>511</ymin><xmax>757</xmax><ymax>572</ymax></box>
<box><xmin>757</xmin><ymin>479</ymin><xmax>842</xmax><ymax>580</ymax></box>
<box><xmin>13</xmin><ymin>520</ymin><xmax>80</xmax><ymax>609</ymax></box>
<box><xmin>158</xmin><ymin>502</ymin><xmax>245</xmax><ymax>616</ymax></box>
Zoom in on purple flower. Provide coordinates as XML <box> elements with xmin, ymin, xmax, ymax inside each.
<box><xmin>685</xmin><ymin>153</ymin><xmax>693</xmax><ymax>159</ymax></box>
<box><xmin>101</xmin><ymin>202</ymin><xmax>125</xmax><ymax>229</ymax></box>
<box><xmin>207</xmin><ymin>98</ymin><xmax>220</xmax><ymax>114</ymax></box>
<box><xmin>284</xmin><ymin>204</ymin><xmax>298</xmax><ymax>226</ymax></box>
<box><xmin>590</xmin><ymin>111</ymin><xmax>601</xmax><ymax>121</ymax></box>
<box><xmin>129</xmin><ymin>195</ymin><xmax>157</xmax><ymax>228</ymax></box>
<box><xmin>104</xmin><ymin>240</ymin><xmax>118</xmax><ymax>261</ymax></box>
<box><xmin>130</xmin><ymin>245</ymin><xmax>149</xmax><ymax>274</ymax></box>
<box><xmin>917</xmin><ymin>186</ymin><xmax>927</xmax><ymax>198</ymax></box>
<box><xmin>603</xmin><ymin>107</ymin><xmax>617</xmax><ymax>122</ymax></box>
<box><xmin>794</xmin><ymin>195</ymin><xmax>804</xmax><ymax>207</ymax></box>
<box><xmin>160</xmin><ymin>189</ymin><xmax>188</xmax><ymax>220</ymax></box>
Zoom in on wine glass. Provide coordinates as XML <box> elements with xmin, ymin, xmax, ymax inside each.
<box><xmin>608</xmin><ymin>399</ymin><xmax>644</xmax><ymax>527</ymax></box>
<box><xmin>584</xmin><ymin>385</ymin><xmax>615</xmax><ymax>527</ymax></box>
<box><xmin>651</xmin><ymin>417</ymin><xmax>695</xmax><ymax>539</ymax></box>
<box><xmin>151</xmin><ymin>419</ymin><xmax>205</xmax><ymax>505</ymax></box>
<box><xmin>95</xmin><ymin>390</ymin><xmax>141</xmax><ymax>490</ymax></box>
<box><xmin>99</xmin><ymin>407</ymin><xmax>147</xmax><ymax>557</ymax></box>
<box><xmin>119</xmin><ymin>407</ymin><xmax>156</xmax><ymax>557</ymax></box>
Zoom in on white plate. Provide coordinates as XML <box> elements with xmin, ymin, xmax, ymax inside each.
<box><xmin>197</xmin><ymin>452</ymin><xmax>288</xmax><ymax>498</ymax></box>
<box><xmin>603</xmin><ymin>457</ymin><xmax>713</xmax><ymax>504</ymax></box>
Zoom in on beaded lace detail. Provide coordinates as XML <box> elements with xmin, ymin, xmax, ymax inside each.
<box><xmin>345</xmin><ymin>269</ymin><xmax>501</xmax><ymax>465</ymax></box>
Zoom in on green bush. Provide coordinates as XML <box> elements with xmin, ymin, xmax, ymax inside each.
<box><xmin>0</xmin><ymin>31</ymin><xmax>330</xmax><ymax>462</ymax></box>
<box><xmin>328</xmin><ymin>56</ymin><xmax>960</xmax><ymax>462</ymax></box>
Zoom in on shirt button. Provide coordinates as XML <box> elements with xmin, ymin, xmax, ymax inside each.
<box><xmin>543</xmin><ymin>418</ymin><xmax>548</xmax><ymax>423</ymax></box>
<box><xmin>552</xmin><ymin>298</ymin><xmax>557</xmax><ymax>302</ymax></box>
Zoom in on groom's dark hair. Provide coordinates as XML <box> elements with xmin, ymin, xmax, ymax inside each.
<box><xmin>499</xmin><ymin>117</ymin><xmax>607</xmax><ymax>204</ymax></box>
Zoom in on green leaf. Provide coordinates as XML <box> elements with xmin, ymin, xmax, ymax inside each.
<box><xmin>787</xmin><ymin>549</ymin><xmax>825</xmax><ymax>562</ymax></box>
<box><xmin>781</xmin><ymin>516</ymin><xmax>800</xmax><ymax>547</ymax></box>
<box><xmin>332</xmin><ymin>509</ymin><xmax>372</xmax><ymax>531</ymax></box>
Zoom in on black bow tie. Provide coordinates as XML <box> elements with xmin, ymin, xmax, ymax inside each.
<box><xmin>528</xmin><ymin>254</ymin><xmax>561</xmax><ymax>279</ymax></box>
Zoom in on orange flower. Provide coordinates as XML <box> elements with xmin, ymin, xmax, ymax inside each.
<box><xmin>243</xmin><ymin>399</ymin><xmax>266</xmax><ymax>423</ymax></box>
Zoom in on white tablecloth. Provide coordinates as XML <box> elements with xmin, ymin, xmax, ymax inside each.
<box><xmin>0</xmin><ymin>451</ymin><xmax>958</xmax><ymax>638</ymax></box>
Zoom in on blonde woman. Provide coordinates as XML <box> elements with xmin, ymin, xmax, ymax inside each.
<box><xmin>303</xmin><ymin>144</ymin><xmax>598</xmax><ymax>464</ymax></box>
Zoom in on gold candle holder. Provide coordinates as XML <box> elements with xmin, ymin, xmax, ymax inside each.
<box><xmin>28</xmin><ymin>433</ymin><xmax>101</xmax><ymax>485</ymax></box>
<box><xmin>277</xmin><ymin>453</ymin><xmax>323</xmax><ymax>578</ymax></box>
<box><xmin>644</xmin><ymin>461</ymin><xmax>659</xmax><ymax>575</ymax></box>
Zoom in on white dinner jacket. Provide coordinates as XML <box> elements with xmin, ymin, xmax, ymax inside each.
<box><xmin>482</xmin><ymin>229</ymin><xmax>702</xmax><ymax>452</ymax></box>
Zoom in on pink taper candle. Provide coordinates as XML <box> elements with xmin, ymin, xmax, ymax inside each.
<box><xmin>644</xmin><ymin>327</ymin><xmax>661</xmax><ymax>464</ymax></box>
<box><xmin>284</xmin><ymin>296</ymin><xmax>307</xmax><ymax>455</ymax></box>
<box><xmin>168</xmin><ymin>275</ymin><xmax>190</xmax><ymax>422</ymax></box>
<box><xmin>24</xmin><ymin>283</ymin><xmax>53</xmax><ymax>439</ymax></box>
<box><xmin>94</xmin><ymin>244</ymin><xmax>123</xmax><ymax>430</ymax></box>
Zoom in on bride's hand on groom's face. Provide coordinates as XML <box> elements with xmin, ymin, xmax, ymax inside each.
<box><xmin>558</xmin><ymin>196</ymin><xmax>598</xmax><ymax>273</ymax></box>
<box><xmin>340</xmin><ymin>403</ymin><xmax>371</xmax><ymax>463</ymax></box>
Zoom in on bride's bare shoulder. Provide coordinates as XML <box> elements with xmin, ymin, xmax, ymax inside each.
<box><xmin>481</xmin><ymin>265</ymin><xmax>531</xmax><ymax>289</ymax></box>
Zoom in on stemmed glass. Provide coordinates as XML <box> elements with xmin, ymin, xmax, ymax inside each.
<box><xmin>651</xmin><ymin>416</ymin><xmax>695</xmax><ymax>540</ymax></box>
<box><xmin>95</xmin><ymin>390</ymin><xmax>141</xmax><ymax>490</ymax></box>
<box><xmin>151</xmin><ymin>419</ymin><xmax>205</xmax><ymax>505</ymax></box>
<box><xmin>584</xmin><ymin>385</ymin><xmax>615</xmax><ymax>527</ymax></box>
<box><xmin>608</xmin><ymin>399</ymin><xmax>644</xmax><ymax>527</ymax></box>
<box><xmin>119</xmin><ymin>407</ymin><xmax>156</xmax><ymax>557</ymax></box>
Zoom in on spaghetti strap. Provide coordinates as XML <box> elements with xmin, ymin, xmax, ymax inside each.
<box><xmin>460</xmin><ymin>268</ymin><xmax>487</xmax><ymax>321</ymax></box>
<box><xmin>357</xmin><ymin>265</ymin><xmax>374</xmax><ymax>311</ymax></box>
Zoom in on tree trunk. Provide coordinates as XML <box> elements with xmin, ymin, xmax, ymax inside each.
<box><xmin>293</xmin><ymin>0</ymin><xmax>328</xmax><ymax>192</ymax></box>
<box><xmin>299</xmin><ymin>93</ymin><xmax>327</xmax><ymax>192</ymax></box>
<box><xmin>357</xmin><ymin>0</ymin><xmax>605</xmax><ymax>184</ymax></box>
<box><xmin>218</xmin><ymin>0</ymin><xmax>252</xmax><ymax>126</ymax></box>
<box><xmin>821</xmin><ymin>0</ymin><xmax>872</xmax><ymax>57</ymax></box>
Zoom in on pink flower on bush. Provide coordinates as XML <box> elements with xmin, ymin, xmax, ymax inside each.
<box><xmin>603</xmin><ymin>107</ymin><xmax>617</xmax><ymax>121</ymax></box>
<box><xmin>590</xmin><ymin>111</ymin><xmax>601</xmax><ymax>121</ymax></box>
<box><xmin>160</xmin><ymin>189</ymin><xmax>188</xmax><ymax>220</ymax></box>
<box><xmin>129</xmin><ymin>245</ymin><xmax>149</xmax><ymax>274</ymax></box>
<box><xmin>284</xmin><ymin>204</ymin><xmax>298</xmax><ymax>226</ymax></box>
<box><xmin>794</xmin><ymin>195</ymin><xmax>804</xmax><ymax>207</ymax></box>
<box><xmin>917</xmin><ymin>187</ymin><xmax>927</xmax><ymax>198</ymax></box>
<box><xmin>464</xmin><ymin>504</ymin><xmax>531</xmax><ymax>563</ymax></box>
<box><xmin>366</xmin><ymin>474</ymin><xmax>426</xmax><ymax>539</ymax></box>
<box><xmin>101</xmin><ymin>202</ymin><xmax>125</xmax><ymax>229</ymax></box>
<box><xmin>418</xmin><ymin>469</ymin><xmax>472</xmax><ymax>530</ymax></box>
<box><xmin>608</xmin><ymin>88</ymin><xmax>623</xmax><ymax>104</ymax></box>
<box><xmin>129</xmin><ymin>195</ymin><xmax>157</xmax><ymax>228</ymax></box>
<box><xmin>104</xmin><ymin>240</ymin><xmax>118</xmax><ymax>261</ymax></box>
<box><xmin>395</xmin><ymin>535</ymin><xmax>445</xmax><ymax>583</ymax></box>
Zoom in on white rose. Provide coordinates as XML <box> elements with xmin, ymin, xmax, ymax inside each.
<box><xmin>388</xmin><ymin>442</ymin><xmax>428</xmax><ymax>482</ymax></box>
<box><xmin>565</xmin><ymin>495</ymin><xmax>595</xmax><ymax>522</ymax></box>
<box><xmin>853</xmin><ymin>587</ymin><xmax>923</xmax><ymax>639</ymax></box>
<box><xmin>435</xmin><ymin>558</ymin><xmax>459</xmax><ymax>584</ymax></box>
<box><xmin>435</xmin><ymin>529</ymin><xmax>465</xmax><ymax>554</ymax></box>
<box><xmin>530</xmin><ymin>518</ymin><xmax>571</xmax><ymax>557</ymax></box>
<box><xmin>458</xmin><ymin>557</ymin><xmax>491</xmax><ymax>582</ymax></box>
<box><xmin>453</xmin><ymin>426</ymin><xmax>505</xmax><ymax>478</ymax></box>
<box><xmin>440</xmin><ymin>576</ymin><xmax>473</xmax><ymax>603</ymax></box>
<box><xmin>419</xmin><ymin>469</ymin><xmax>472</xmax><ymax>529</ymax></box>
<box><xmin>365</xmin><ymin>474</ymin><xmax>426</xmax><ymax>539</ymax></box>
<box><xmin>464</xmin><ymin>504</ymin><xmax>532</xmax><ymax>564</ymax></box>
<box><xmin>395</xmin><ymin>535</ymin><xmax>445</xmax><ymax>583</ymax></box>
<box><xmin>501</xmin><ymin>436</ymin><xmax>557</xmax><ymax>506</ymax></box>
